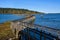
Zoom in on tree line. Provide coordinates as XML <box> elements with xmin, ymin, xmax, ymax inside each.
<box><xmin>0</xmin><ymin>8</ymin><xmax>43</xmax><ymax>14</ymax></box>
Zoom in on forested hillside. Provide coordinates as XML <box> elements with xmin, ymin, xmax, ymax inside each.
<box><xmin>0</xmin><ymin>8</ymin><xmax>43</xmax><ymax>14</ymax></box>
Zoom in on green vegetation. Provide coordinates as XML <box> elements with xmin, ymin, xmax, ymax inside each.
<box><xmin>0</xmin><ymin>22</ymin><xmax>15</xmax><ymax>40</ymax></box>
<box><xmin>0</xmin><ymin>8</ymin><xmax>43</xmax><ymax>14</ymax></box>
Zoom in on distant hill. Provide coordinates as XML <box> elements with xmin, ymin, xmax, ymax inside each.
<box><xmin>0</xmin><ymin>8</ymin><xmax>44</xmax><ymax>14</ymax></box>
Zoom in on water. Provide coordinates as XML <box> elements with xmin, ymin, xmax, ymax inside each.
<box><xmin>0</xmin><ymin>13</ymin><xmax>60</xmax><ymax>29</ymax></box>
<box><xmin>0</xmin><ymin>14</ymin><xmax>25</xmax><ymax>23</ymax></box>
<box><xmin>34</xmin><ymin>13</ymin><xmax>60</xmax><ymax>29</ymax></box>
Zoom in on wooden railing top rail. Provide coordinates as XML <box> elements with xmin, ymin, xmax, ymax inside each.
<box><xmin>19</xmin><ymin>21</ymin><xmax>60</xmax><ymax>39</ymax></box>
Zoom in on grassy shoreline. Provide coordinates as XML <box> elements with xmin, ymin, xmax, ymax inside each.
<box><xmin>0</xmin><ymin>22</ymin><xmax>15</xmax><ymax>40</ymax></box>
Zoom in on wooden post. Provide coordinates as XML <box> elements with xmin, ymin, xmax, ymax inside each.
<box><xmin>40</xmin><ymin>30</ymin><xmax>42</xmax><ymax>40</ymax></box>
<box><xmin>56</xmin><ymin>36</ymin><xmax>60</xmax><ymax>40</ymax></box>
<box><xmin>27</xmin><ymin>27</ymin><xmax>30</xmax><ymax>40</ymax></box>
<box><xmin>43</xmin><ymin>31</ymin><xmax>46</xmax><ymax>40</ymax></box>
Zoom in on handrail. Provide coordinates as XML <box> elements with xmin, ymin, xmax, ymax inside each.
<box><xmin>18</xmin><ymin>27</ymin><xmax>60</xmax><ymax>40</ymax></box>
<box><xmin>18</xmin><ymin>21</ymin><xmax>60</xmax><ymax>39</ymax></box>
<box><xmin>28</xmin><ymin>28</ymin><xmax>59</xmax><ymax>40</ymax></box>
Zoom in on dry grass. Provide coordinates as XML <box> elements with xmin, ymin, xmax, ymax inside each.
<box><xmin>0</xmin><ymin>22</ymin><xmax>15</xmax><ymax>40</ymax></box>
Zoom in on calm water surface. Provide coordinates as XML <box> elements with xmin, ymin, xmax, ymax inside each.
<box><xmin>0</xmin><ymin>13</ymin><xmax>60</xmax><ymax>29</ymax></box>
<box><xmin>34</xmin><ymin>14</ymin><xmax>60</xmax><ymax>29</ymax></box>
<box><xmin>0</xmin><ymin>14</ymin><xmax>25</xmax><ymax>23</ymax></box>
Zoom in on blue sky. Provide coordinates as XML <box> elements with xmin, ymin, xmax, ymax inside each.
<box><xmin>0</xmin><ymin>0</ymin><xmax>60</xmax><ymax>13</ymax></box>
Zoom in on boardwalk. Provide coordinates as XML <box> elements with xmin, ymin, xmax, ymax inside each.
<box><xmin>10</xmin><ymin>15</ymin><xmax>60</xmax><ymax>40</ymax></box>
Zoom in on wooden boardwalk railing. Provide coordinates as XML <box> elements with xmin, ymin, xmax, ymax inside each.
<box><xmin>10</xmin><ymin>15</ymin><xmax>60</xmax><ymax>40</ymax></box>
<box><xmin>18</xmin><ymin>27</ymin><xmax>60</xmax><ymax>40</ymax></box>
<box><xmin>18</xmin><ymin>21</ymin><xmax>60</xmax><ymax>40</ymax></box>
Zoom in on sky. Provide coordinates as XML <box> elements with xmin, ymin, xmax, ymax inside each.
<box><xmin>0</xmin><ymin>0</ymin><xmax>60</xmax><ymax>13</ymax></box>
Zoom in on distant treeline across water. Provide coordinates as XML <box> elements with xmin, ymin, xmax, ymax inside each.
<box><xmin>0</xmin><ymin>8</ymin><xmax>43</xmax><ymax>14</ymax></box>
